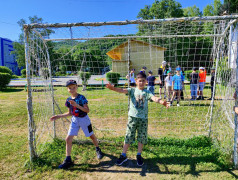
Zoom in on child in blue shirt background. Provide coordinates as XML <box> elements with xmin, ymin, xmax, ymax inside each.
<box><xmin>171</xmin><ymin>67</ymin><xmax>184</xmax><ymax>106</ymax></box>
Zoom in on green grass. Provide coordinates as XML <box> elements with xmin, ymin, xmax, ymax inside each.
<box><xmin>1</xmin><ymin>86</ymin><xmax>238</xmax><ymax>179</ymax></box>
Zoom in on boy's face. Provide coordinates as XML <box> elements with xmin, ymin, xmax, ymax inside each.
<box><xmin>212</xmin><ymin>70</ymin><xmax>215</xmax><ymax>73</ymax></box>
<box><xmin>136</xmin><ymin>77</ymin><xmax>146</xmax><ymax>89</ymax></box>
<box><xmin>67</xmin><ymin>84</ymin><xmax>78</xmax><ymax>95</ymax></box>
<box><xmin>176</xmin><ymin>70</ymin><xmax>180</xmax><ymax>74</ymax></box>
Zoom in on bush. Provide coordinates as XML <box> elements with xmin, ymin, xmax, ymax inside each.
<box><xmin>12</xmin><ymin>75</ymin><xmax>19</xmax><ymax>79</ymax></box>
<box><xmin>21</xmin><ymin>69</ymin><xmax>26</xmax><ymax>78</ymax></box>
<box><xmin>184</xmin><ymin>70</ymin><xmax>194</xmax><ymax>80</ymax></box>
<box><xmin>106</xmin><ymin>72</ymin><xmax>120</xmax><ymax>85</ymax></box>
<box><xmin>0</xmin><ymin>73</ymin><xmax>11</xmax><ymax>89</ymax></box>
<box><xmin>0</xmin><ymin>66</ymin><xmax>13</xmax><ymax>76</ymax></box>
<box><xmin>79</xmin><ymin>71</ymin><xmax>91</xmax><ymax>85</ymax></box>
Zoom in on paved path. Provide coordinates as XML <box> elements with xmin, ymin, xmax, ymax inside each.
<box><xmin>8</xmin><ymin>75</ymin><xmax>211</xmax><ymax>87</ymax></box>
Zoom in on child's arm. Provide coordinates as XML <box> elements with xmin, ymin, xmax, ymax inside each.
<box><xmin>68</xmin><ymin>100</ymin><xmax>90</xmax><ymax>113</ymax></box>
<box><xmin>172</xmin><ymin>81</ymin><xmax>174</xmax><ymax>91</ymax></box>
<box><xmin>151</xmin><ymin>96</ymin><xmax>169</xmax><ymax>108</ymax></box>
<box><xmin>106</xmin><ymin>82</ymin><xmax>128</xmax><ymax>94</ymax></box>
<box><xmin>50</xmin><ymin>109</ymin><xmax>71</xmax><ymax>121</ymax></box>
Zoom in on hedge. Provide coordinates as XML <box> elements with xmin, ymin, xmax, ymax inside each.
<box><xmin>79</xmin><ymin>71</ymin><xmax>91</xmax><ymax>85</ymax></box>
<box><xmin>21</xmin><ymin>69</ymin><xmax>26</xmax><ymax>78</ymax></box>
<box><xmin>0</xmin><ymin>73</ymin><xmax>11</xmax><ymax>89</ymax></box>
<box><xmin>0</xmin><ymin>66</ymin><xmax>13</xmax><ymax>76</ymax></box>
<box><xmin>106</xmin><ymin>72</ymin><xmax>120</xmax><ymax>85</ymax></box>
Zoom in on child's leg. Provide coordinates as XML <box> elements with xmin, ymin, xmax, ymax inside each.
<box><xmin>90</xmin><ymin>134</ymin><xmax>99</xmax><ymax>147</ymax></box>
<box><xmin>66</xmin><ymin>135</ymin><xmax>74</xmax><ymax>156</ymax></box>
<box><xmin>177</xmin><ymin>90</ymin><xmax>181</xmax><ymax>103</ymax></box>
<box><xmin>138</xmin><ymin>142</ymin><xmax>143</xmax><ymax>154</ymax></box>
<box><xmin>122</xmin><ymin>143</ymin><xmax>130</xmax><ymax>154</ymax></box>
<box><xmin>171</xmin><ymin>90</ymin><xmax>177</xmax><ymax>103</ymax></box>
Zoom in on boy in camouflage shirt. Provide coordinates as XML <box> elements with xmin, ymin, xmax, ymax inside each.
<box><xmin>106</xmin><ymin>72</ymin><xmax>169</xmax><ymax>166</ymax></box>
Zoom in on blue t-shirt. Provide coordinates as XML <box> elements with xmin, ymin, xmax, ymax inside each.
<box><xmin>65</xmin><ymin>94</ymin><xmax>88</xmax><ymax>117</ymax></box>
<box><xmin>172</xmin><ymin>74</ymin><xmax>184</xmax><ymax>90</ymax></box>
<box><xmin>147</xmin><ymin>76</ymin><xmax>156</xmax><ymax>86</ymax></box>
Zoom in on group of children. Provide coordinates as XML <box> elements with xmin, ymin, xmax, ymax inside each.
<box><xmin>129</xmin><ymin>63</ymin><xmax>216</xmax><ymax>106</ymax></box>
<box><xmin>50</xmin><ymin>63</ymin><xmax>215</xmax><ymax>169</ymax></box>
<box><xmin>50</xmin><ymin>74</ymin><xmax>169</xmax><ymax>169</ymax></box>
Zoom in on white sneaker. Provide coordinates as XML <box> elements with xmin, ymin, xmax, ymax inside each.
<box><xmin>177</xmin><ymin>103</ymin><xmax>180</xmax><ymax>107</ymax></box>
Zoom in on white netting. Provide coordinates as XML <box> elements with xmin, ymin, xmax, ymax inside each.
<box><xmin>25</xmin><ymin>16</ymin><xmax>238</xmax><ymax>156</ymax></box>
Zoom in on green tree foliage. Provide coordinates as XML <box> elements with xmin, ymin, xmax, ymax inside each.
<box><xmin>221</xmin><ymin>0</ymin><xmax>238</xmax><ymax>14</ymax></box>
<box><xmin>183</xmin><ymin>5</ymin><xmax>202</xmax><ymax>17</ymax></box>
<box><xmin>203</xmin><ymin>0</ymin><xmax>222</xmax><ymax>16</ymax></box>
<box><xmin>21</xmin><ymin>69</ymin><xmax>26</xmax><ymax>78</ymax></box>
<box><xmin>11</xmin><ymin>42</ymin><xmax>25</xmax><ymax>68</ymax></box>
<box><xmin>147</xmin><ymin>0</ymin><xmax>183</xmax><ymax>19</ymax></box>
<box><xmin>137</xmin><ymin>0</ymin><xmax>212</xmax><ymax>69</ymax></box>
<box><xmin>12</xmin><ymin>15</ymin><xmax>55</xmax><ymax>69</ymax></box>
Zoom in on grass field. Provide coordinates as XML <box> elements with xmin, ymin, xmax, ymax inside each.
<box><xmin>1</xmin><ymin>86</ymin><xmax>238</xmax><ymax>179</ymax></box>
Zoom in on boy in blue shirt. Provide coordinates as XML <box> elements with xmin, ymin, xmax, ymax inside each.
<box><xmin>106</xmin><ymin>72</ymin><xmax>169</xmax><ymax>166</ymax></box>
<box><xmin>50</xmin><ymin>80</ymin><xmax>103</xmax><ymax>169</ymax></box>
<box><xmin>147</xmin><ymin>70</ymin><xmax>156</xmax><ymax>95</ymax></box>
<box><xmin>171</xmin><ymin>67</ymin><xmax>184</xmax><ymax>106</ymax></box>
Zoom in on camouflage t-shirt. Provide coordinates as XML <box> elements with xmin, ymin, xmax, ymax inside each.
<box><xmin>127</xmin><ymin>88</ymin><xmax>154</xmax><ymax>119</ymax></box>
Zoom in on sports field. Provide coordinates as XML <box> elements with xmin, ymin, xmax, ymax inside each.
<box><xmin>0</xmin><ymin>86</ymin><xmax>238</xmax><ymax>179</ymax></box>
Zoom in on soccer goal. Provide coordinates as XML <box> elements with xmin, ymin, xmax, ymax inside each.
<box><xmin>24</xmin><ymin>15</ymin><xmax>238</xmax><ymax>165</ymax></box>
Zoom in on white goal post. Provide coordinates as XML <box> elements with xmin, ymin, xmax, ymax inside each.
<box><xmin>24</xmin><ymin>15</ymin><xmax>238</xmax><ymax>166</ymax></box>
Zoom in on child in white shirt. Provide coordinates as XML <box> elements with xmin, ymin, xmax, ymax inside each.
<box><xmin>164</xmin><ymin>71</ymin><xmax>173</xmax><ymax>101</ymax></box>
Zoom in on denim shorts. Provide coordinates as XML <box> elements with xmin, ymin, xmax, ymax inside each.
<box><xmin>68</xmin><ymin>115</ymin><xmax>94</xmax><ymax>137</ymax></box>
<box><xmin>199</xmin><ymin>82</ymin><xmax>205</xmax><ymax>91</ymax></box>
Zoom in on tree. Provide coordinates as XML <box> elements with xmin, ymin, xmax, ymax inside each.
<box><xmin>137</xmin><ymin>0</ymin><xmax>184</xmax><ymax>20</ymax></box>
<box><xmin>183</xmin><ymin>5</ymin><xmax>202</xmax><ymax>17</ymax></box>
<box><xmin>12</xmin><ymin>15</ymin><xmax>54</xmax><ymax>69</ymax></box>
<box><xmin>221</xmin><ymin>0</ymin><xmax>238</xmax><ymax>14</ymax></box>
<box><xmin>203</xmin><ymin>0</ymin><xmax>222</xmax><ymax>16</ymax></box>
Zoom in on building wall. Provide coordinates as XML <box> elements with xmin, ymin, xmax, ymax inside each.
<box><xmin>112</xmin><ymin>41</ymin><xmax>164</xmax><ymax>76</ymax></box>
<box><xmin>0</xmin><ymin>37</ymin><xmax>20</xmax><ymax>75</ymax></box>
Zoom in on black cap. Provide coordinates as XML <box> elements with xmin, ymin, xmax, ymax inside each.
<box><xmin>193</xmin><ymin>67</ymin><xmax>196</xmax><ymax>70</ymax></box>
<box><xmin>148</xmin><ymin>70</ymin><xmax>152</xmax><ymax>74</ymax></box>
<box><xmin>142</xmin><ymin>66</ymin><xmax>147</xmax><ymax>70</ymax></box>
<box><xmin>66</xmin><ymin>80</ymin><xmax>77</xmax><ymax>87</ymax></box>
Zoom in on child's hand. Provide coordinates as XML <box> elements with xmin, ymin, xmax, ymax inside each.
<box><xmin>50</xmin><ymin>115</ymin><xmax>59</xmax><ymax>121</ymax></box>
<box><xmin>68</xmin><ymin>100</ymin><xmax>77</xmax><ymax>107</ymax></box>
<box><xmin>106</xmin><ymin>83</ymin><xmax>114</xmax><ymax>90</ymax></box>
<box><xmin>160</xmin><ymin>100</ymin><xmax>170</xmax><ymax>108</ymax></box>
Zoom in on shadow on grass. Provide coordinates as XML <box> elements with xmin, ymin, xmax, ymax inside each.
<box><xmin>0</xmin><ymin>88</ymin><xmax>24</xmax><ymax>93</ymax></box>
<box><xmin>31</xmin><ymin>137</ymin><xmax>237</xmax><ymax>178</ymax></box>
<box><xmin>64</xmin><ymin>154</ymin><xmax>237</xmax><ymax>178</ymax></box>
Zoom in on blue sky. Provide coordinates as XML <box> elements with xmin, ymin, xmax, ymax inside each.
<box><xmin>0</xmin><ymin>0</ymin><xmax>221</xmax><ymax>41</ymax></box>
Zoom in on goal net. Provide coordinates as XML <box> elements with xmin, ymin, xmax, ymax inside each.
<box><xmin>24</xmin><ymin>15</ymin><xmax>238</xmax><ymax>162</ymax></box>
